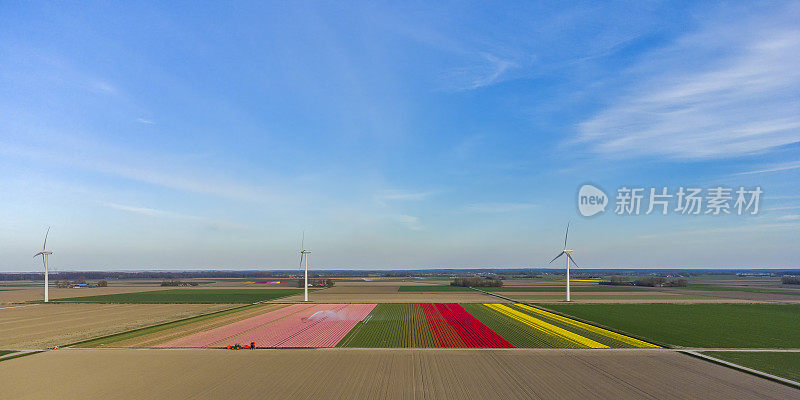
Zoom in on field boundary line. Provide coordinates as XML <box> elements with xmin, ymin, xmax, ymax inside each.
<box><xmin>64</xmin><ymin>303</ymin><xmax>258</xmax><ymax>348</ymax></box>
<box><xmin>680</xmin><ymin>350</ymin><xmax>800</xmax><ymax>390</ymax></box>
<box><xmin>0</xmin><ymin>350</ymin><xmax>43</xmax><ymax>363</ymax></box>
<box><xmin>471</xmin><ymin>287</ymin><xmax>669</xmax><ymax>348</ymax></box>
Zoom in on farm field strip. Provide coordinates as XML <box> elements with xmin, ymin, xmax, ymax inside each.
<box><xmin>513</xmin><ymin>304</ymin><xmax>660</xmax><ymax>348</ymax></box>
<box><xmin>460</xmin><ymin>303</ymin><xmax>577</xmax><ymax>348</ymax></box>
<box><xmin>483</xmin><ymin>304</ymin><xmax>609</xmax><ymax>348</ymax></box>
<box><xmin>337</xmin><ymin>304</ymin><xmax>436</xmax><ymax>347</ymax></box>
<box><xmin>81</xmin><ymin>304</ymin><xmax>288</xmax><ymax>348</ymax></box>
<box><xmin>159</xmin><ymin>304</ymin><xmax>376</xmax><ymax>348</ymax></box>
<box><xmin>546</xmin><ymin>303</ymin><xmax>800</xmax><ymax>348</ymax></box>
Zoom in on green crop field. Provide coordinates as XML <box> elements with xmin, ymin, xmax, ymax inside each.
<box><xmin>0</xmin><ymin>350</ymin><xmax>14</xmax><ymax>357</ymax></box>
<box><xmin>483</xmin><ymin>286</ymin><xmax>643</xmax><ymax>292</ymax></box>
<box><xmin>702</xmin><ymin>351</ymin><xmax>800</xmax><ymax>382</ymax></box>
<box><xmin>546</xmin><ymin>303</ymin><xmax>800</xmax><ymax>348</ymax></box>
<box><xmin>509</xmin><ymin>294</ymin><xmax>711</xmax><ymax>300</ymax></box>
<box><xmin>338</xmin><ymin>304</ymin><xmax>435</xmax><ymax>347</ymax></box>
<box><xmin>397</xmin><ymin>285</ymin><xmax>474</xmax><ymax>292</ymax></box>
<box><xmin>683</xmin><ymin>284</ymin><xmax>800</xmax><ymax>296</ymax></box>
<box><xmin>461</xmin><ymin>304</ymin><xmax>581</xmax><ymax>348</ymax></box>
<box><xmin>52</xmin><ymin>289</ymin><xmax>305</xmax><ymax>304</ymax></box>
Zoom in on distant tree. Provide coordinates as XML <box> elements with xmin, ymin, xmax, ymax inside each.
<box><xmin>782</xmin><ymin>276</ymin><xmax>800</xmax><ymax>285</ymax></box>
<box><xmin>76</xmin><ymin>276</ymin><xmax>87</xmax><ymax>284</ymax></box>
<box><xmin>97</xmin><ymin>280</ymin><xmax>108</xmax><ymax>287</ymax></box>
<box><xmin>324</xmin><ymin>279</ymin><xmax>335</xmax><ymax>288</ymax></box>
<box><xmin>634</xmin><ymin>277</ymin><xmax>667</xmax><ymax>287</ymax></box>
<box><xmin>451</xmin><ymin>277</ymin><xmax>503</xmax><ymax>288</ymax></box>
<box><xmin>601</xmin><ymin>276</ymin><xmax>634</xmax><ymax>286</ymax></box>
<box><xmin>665</xmin><ymin>279</ymin><xmax>687</xmax><ymax>287</ymax></box>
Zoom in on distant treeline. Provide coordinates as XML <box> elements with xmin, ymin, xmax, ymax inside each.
<box><xmin>783</xmin><ymin>276</ymin><xmax>800</xmax><ymax>285</ymax></box>
<box><xmin>600</xmin><ymin>276</ymin><xmax>687</xmax><ymax>287</ymax></box>
<box><xmin>161</xmin><ymin>280</ymin><xmax>200</xmax><ymax>287</ymax></box>
<box><xmin>451</xmin><ymin>277</ymin><xmax>503</xmax><ymax>287</ymax></box>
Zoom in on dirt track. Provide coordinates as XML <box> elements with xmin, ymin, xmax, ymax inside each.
<box><xmin>1</xmin><ymin>349</ymin><xmax>797</xmax><ymax>399</ymax></box>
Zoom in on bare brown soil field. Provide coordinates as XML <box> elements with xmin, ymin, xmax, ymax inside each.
<box><xmin>276</xmin><ymin>291</ymin><xmax>505</xmax><ymax>303</ymax></box>
<box><xmin>2</xmin><ymin>349</ymin><xmax>798</xmax><ymax>399</ymax></box>
<box><xmin>104</xmin><ymin>304</ymin><xmax>287</xmax><ymax>348</ymax></box>
<box><xmin>0</xmin><ymin>303</ymin><xmax>233</xmax><ymax>349</ymax></box>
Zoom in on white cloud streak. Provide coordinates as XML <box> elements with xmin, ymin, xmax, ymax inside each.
<box><xmin>734</xmin><ymin>161</ymin><xmax>800</xmax><ymax>175</ymax></box>
<box><xmin>460</xmin><ymin>202</ymin><xmax>536</xmax><ymax>213</ymax></box>
<box><xmin>577</xmin><ymin>10</ymin><xmax>800</xmax><ymax>159</ymax></box>
<box><xmin>101</xmin><ymin>202</ymin><xmax>248</xmax><ymax>230</ymax></box>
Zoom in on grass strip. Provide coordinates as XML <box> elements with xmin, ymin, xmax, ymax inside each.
<box><xmin>0</xmin><ymin>351</ymin><xmax>44</xmax><ymax>363</ymax></box>
<box><xmin>701</xmin><ymin>351</ymin><xmax>800</xmax><ymax>384</ymax></box>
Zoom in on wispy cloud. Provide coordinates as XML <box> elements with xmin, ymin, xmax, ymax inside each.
<box><xmin>777</xmin><ymin>214</ymin><xmax>800</xmax><ymax>221</ymax></box>
<box><xmin>576</xmin><ymin>8</ymin><xmax>800</xmax><ymax>160</ymax></box>
<box><xmin>460</xmin><ymin>202</ymin><xmax>536</xmax><ymax>213</ymax></box>
<box><xmin>0</xmin><ymin>138</ymin><xmax>281</xmax><ymax>203</ymax></box>
<box><xmin>442</xmin><ymin>53</ymin><xmax>518</xmax><ymax>91</ymax></box>
<box><xmin>374</xmin><ymin>189</ymin><xmax>436</xmax><ymax>205</ymax></box>
<box><xmin>101</xmin><ymin>202</ymin><xmax>248</xmax><ymax>230</ymax></box>
<box><xmin>136</xmin><ymin>118</ymin><xmax>156</xmax><ymax>125</ymax></box>
<box><xmin>387</xmin><ymin>214</ymin><xmax>423</xmax><ymax>230</ymax></box>
<box><xmin>734</xmin><ymin>161</ymin><xmax>800</xmax><ymax>175</ymax></box>
<box><xmin>638</xmin><ymin>221</ymin><xmax>800</xmax><ymax>239</ymax></box>
<box><xmin>90</xmin><ymin>80</ymin><xmax>117</xmax><ymax>94</ymax></box>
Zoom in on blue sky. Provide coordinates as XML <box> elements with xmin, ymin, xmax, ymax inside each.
<box><xmin>1</xmin><ymin>1</ymin><xmax>798</xmax><ymax>271</ymax></box>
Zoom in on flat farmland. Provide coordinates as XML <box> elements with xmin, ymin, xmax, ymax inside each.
<box><xmin>702</xmin><ymin>351</ymin><xmax>800</xmax><ymax>382</ymax></box>
<box><xmin>0</xmin><ymin>286</ymin><xmax>176</xmax><ymax>304</ymax></box>
<box><xmin>2</xmin><ymin>349</ymin><xmax>798</xmax><ymax>400</ymax></box>
<box><xmin>53</xmin><ymin>288</ymin><xmax>305</xmax><ymax>304</ymax></box>
<box><xmin>547</xmin><ymin>303</ymin><xmax>800</xmax><ymax>348</ymax></box>
<box><xmin>78</xmin><ymin>303</ymin><xmax>287</xmax><ymax>348</ymax></box>
<box><xmin>0</xmin><ymin>303</ymin><xmax>233</xmax><ymax>349</ymax></box>
<box><xmin>277</xmin><ymin>285</ymin><xmax>501</xmax><ymax>303</ymax></box>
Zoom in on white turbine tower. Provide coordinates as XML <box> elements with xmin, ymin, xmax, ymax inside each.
<box><xmin>549</xmin><ymin>222</ymin><xmax>579</xmax><ymax>302</ymax></box>
<box><xmin>34</xmin><ymin>227</ymin><xmax>53</xmax><ymax>303</ymax></box>
<box><xmin>299</xmin><ymin>233</ymin><xmax>311</xmax><ymax>302</ymax></box>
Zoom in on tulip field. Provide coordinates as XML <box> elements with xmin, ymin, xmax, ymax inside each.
<box><xmin>145</xmin><ymin>303</ymin><xmax>660</xmax><ymax>349</ymax></box>
<box><xmin>157</xmin><ymin>303</ymin><xmax>376</xmax><ymax>348</ymax></box>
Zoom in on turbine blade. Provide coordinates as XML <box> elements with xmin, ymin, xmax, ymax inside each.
<box><xmin>299</xmin><ymin>252</ymin><xmax>304</xmax><ymax>268</ymax></box>
<box><xmin>301</xmin><ymin>231</ymin><xmax>305</xmax><ymax>251</ymax></box>
<box><xmin>564</xmin><ymin>221</ymin><xmax>569</xmax><ymax>249</ymax></box>
<box><xmin>43</xmin><ymin>226</ymin><xmax>50</xmax><ymax>251</ymax></box>
<box><xmin>567</xmin><ymin>253</ymin><xmax>579</xmax><ymax>268</ymax></box>
<box><xmin>549</xmin><ymin>251</ymin><xmax>565</xmax><ymax>264</ymax></box>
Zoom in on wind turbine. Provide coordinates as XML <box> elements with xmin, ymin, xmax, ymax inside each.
<box><xmin>549</xmin><ymin>222</ymin><xmax>578</xmax><ymax>302</ymax></box>
<box><xmin>299</xmin><ymin>232</ymin><xmax>311</xmax><ymax>302</ymax></box>
<box><xmin>34</xmin><ymin>227</ymin><xmax>53</xmax><ymax>303</ymax></box>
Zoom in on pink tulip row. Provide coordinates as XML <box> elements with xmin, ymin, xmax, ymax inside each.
<box><xmin>221</xmin><ymin>303</ymin><xmax>376</xmax><ymax>348</ymax></box>
<box><xmin>158</xmin><ymin>303</ymin><xmax>376</xmax><ymax>348</ymax></box>
<box><xmin>157</xmin><ymin>304</ymin><xmax>316</xmax><ymax>348</ymax></box>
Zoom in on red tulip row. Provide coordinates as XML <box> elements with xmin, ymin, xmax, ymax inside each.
<box><xmin>420</xmin><ymin>303</ymin><xmax>512</xmax><ymax>348</ymax></box>
<box><xmin>438</xmin><ymin>303</ymin><xmax>513</xmax><ymax>348</ymax></box>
